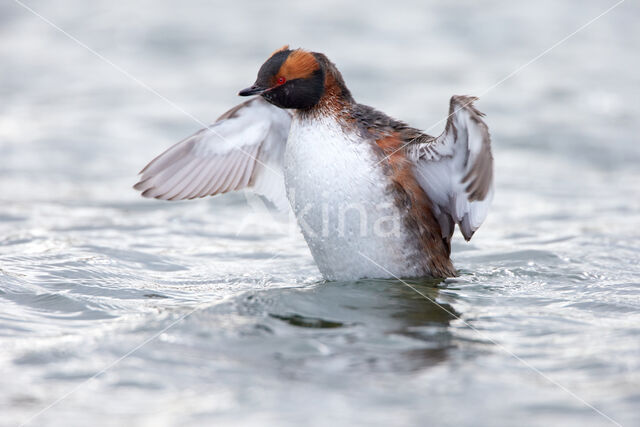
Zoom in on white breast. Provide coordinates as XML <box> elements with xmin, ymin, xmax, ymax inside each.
<box><xmin>283</xmin><ymin>114</ymin><xmax>424</xmax><ymax>280</ymax></box>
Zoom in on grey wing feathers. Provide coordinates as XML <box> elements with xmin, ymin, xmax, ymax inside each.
<box><xmin>457</xmin><ymin>98</ymin><xmax>493</xmax><ymax>202</ymax></box>
<box><xmin>133</xmin><ymin>98</ymin><xmax>291</xmax><ymax>209</ymax></box>
<box><xmin>411</xmin><ymin>95</ymin><xmax>494</xmax><ymax>241</ymax></box>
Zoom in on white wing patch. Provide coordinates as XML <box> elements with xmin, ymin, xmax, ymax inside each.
<box><xmin>411</xmin><ymin>96</ymin><xmax>494</xmax><ymax>241</ymax></box>
<box><xmin>134</xmin><ymin>97</ymin><xmax>292</xmax><ymax>210</ymax></box>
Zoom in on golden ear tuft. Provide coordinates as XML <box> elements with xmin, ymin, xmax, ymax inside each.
<box><xmin>270</xmin><ymin>45</ymin><xmax>290</xmax><ymax>57</ymax></box>
<box><xmin>278</xmin><ymin>49</ymin><xmax>319</xmax><ymax>80</ymax></box>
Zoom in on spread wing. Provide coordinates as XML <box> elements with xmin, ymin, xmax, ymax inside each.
<box><xmin>410</xmin><ymin>96</ymin><xmax>494</xmax><ymax>241</ymax></box>
<box><xmin>133</xmin><ymin>97</ymin><xmax>292</xmax><ymax>210</ymax></box>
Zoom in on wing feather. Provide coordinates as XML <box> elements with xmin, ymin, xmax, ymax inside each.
<box><xmin>170</xmin><ymin>158</ymin><xmax>210</xmax><ymax>200</ymax></box>
<box><xmin>411</xmin><ymin>96</ymin><xmax>494</xmax><ymax>241</ymax></box>
<box><xmin>184</xmin><ymin>158</ymin><xmax>218</xmax><ymax>200</ymax></box>
<box><xmin>203</xmin><ymin>153</ymin><xmax>233</xmax><ymax>196</ymax></box>
<box><xmin>134</xmin><ymin>97</ymin><xmax>292</xmax><ymax>210</ymax></box>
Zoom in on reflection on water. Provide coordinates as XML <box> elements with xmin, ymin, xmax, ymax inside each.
<box><xmin>270</xmin><ymin>314</ymin><xmax>346</xmax><ymax>329</ymax></box>
<box><xmin>220</xmin><ymin>278</ymin><xmax>462</xmax><ymax>373</ymax></box>
<box><xmin>267</xmin><ymin>278</ymin><xmax>456</xmax><ymax>330</ymax></box>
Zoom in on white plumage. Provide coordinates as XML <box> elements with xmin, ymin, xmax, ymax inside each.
<box><xmin>134</xmin><ymin>95</ymin><xmax>493</xmax><ymax>279</ymax></box>
<box><xmin>134</xmin><ymin>98</ymin><xmax>291</xmax><ymax>210</ymax></box>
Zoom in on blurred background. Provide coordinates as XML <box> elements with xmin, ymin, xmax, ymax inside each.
<box><xmin>1</xmin><ymin>0</ymin><xmax>639</xmax><ymax>426</ymax></box>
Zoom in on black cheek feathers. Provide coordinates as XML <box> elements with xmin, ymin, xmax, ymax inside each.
<box><xmin>262</xmin><ymin>69</ymin><xmax>325</xmax><ymax>110</ymax></box>
<box><xmin>255</xmin><ymin>50</ymin><xmax>291</xmax><ymax>86</ymax></box>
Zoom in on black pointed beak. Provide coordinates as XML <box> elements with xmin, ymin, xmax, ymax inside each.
<box><xmin>238</xmin><ymin>85</ymin><xmax>268</xmax><ymax>96</ymax></box>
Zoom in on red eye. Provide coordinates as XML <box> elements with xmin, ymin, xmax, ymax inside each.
<box><xmin>276</xmin><ymin>76</ymin><xmax>286</xmax><ymax>85</ymax></box>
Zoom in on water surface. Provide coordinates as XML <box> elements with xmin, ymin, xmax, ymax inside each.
<box><xmin>1</xmin><ymin>1</ymin><xmax>639</xmax><ymax>426</ymax></box>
